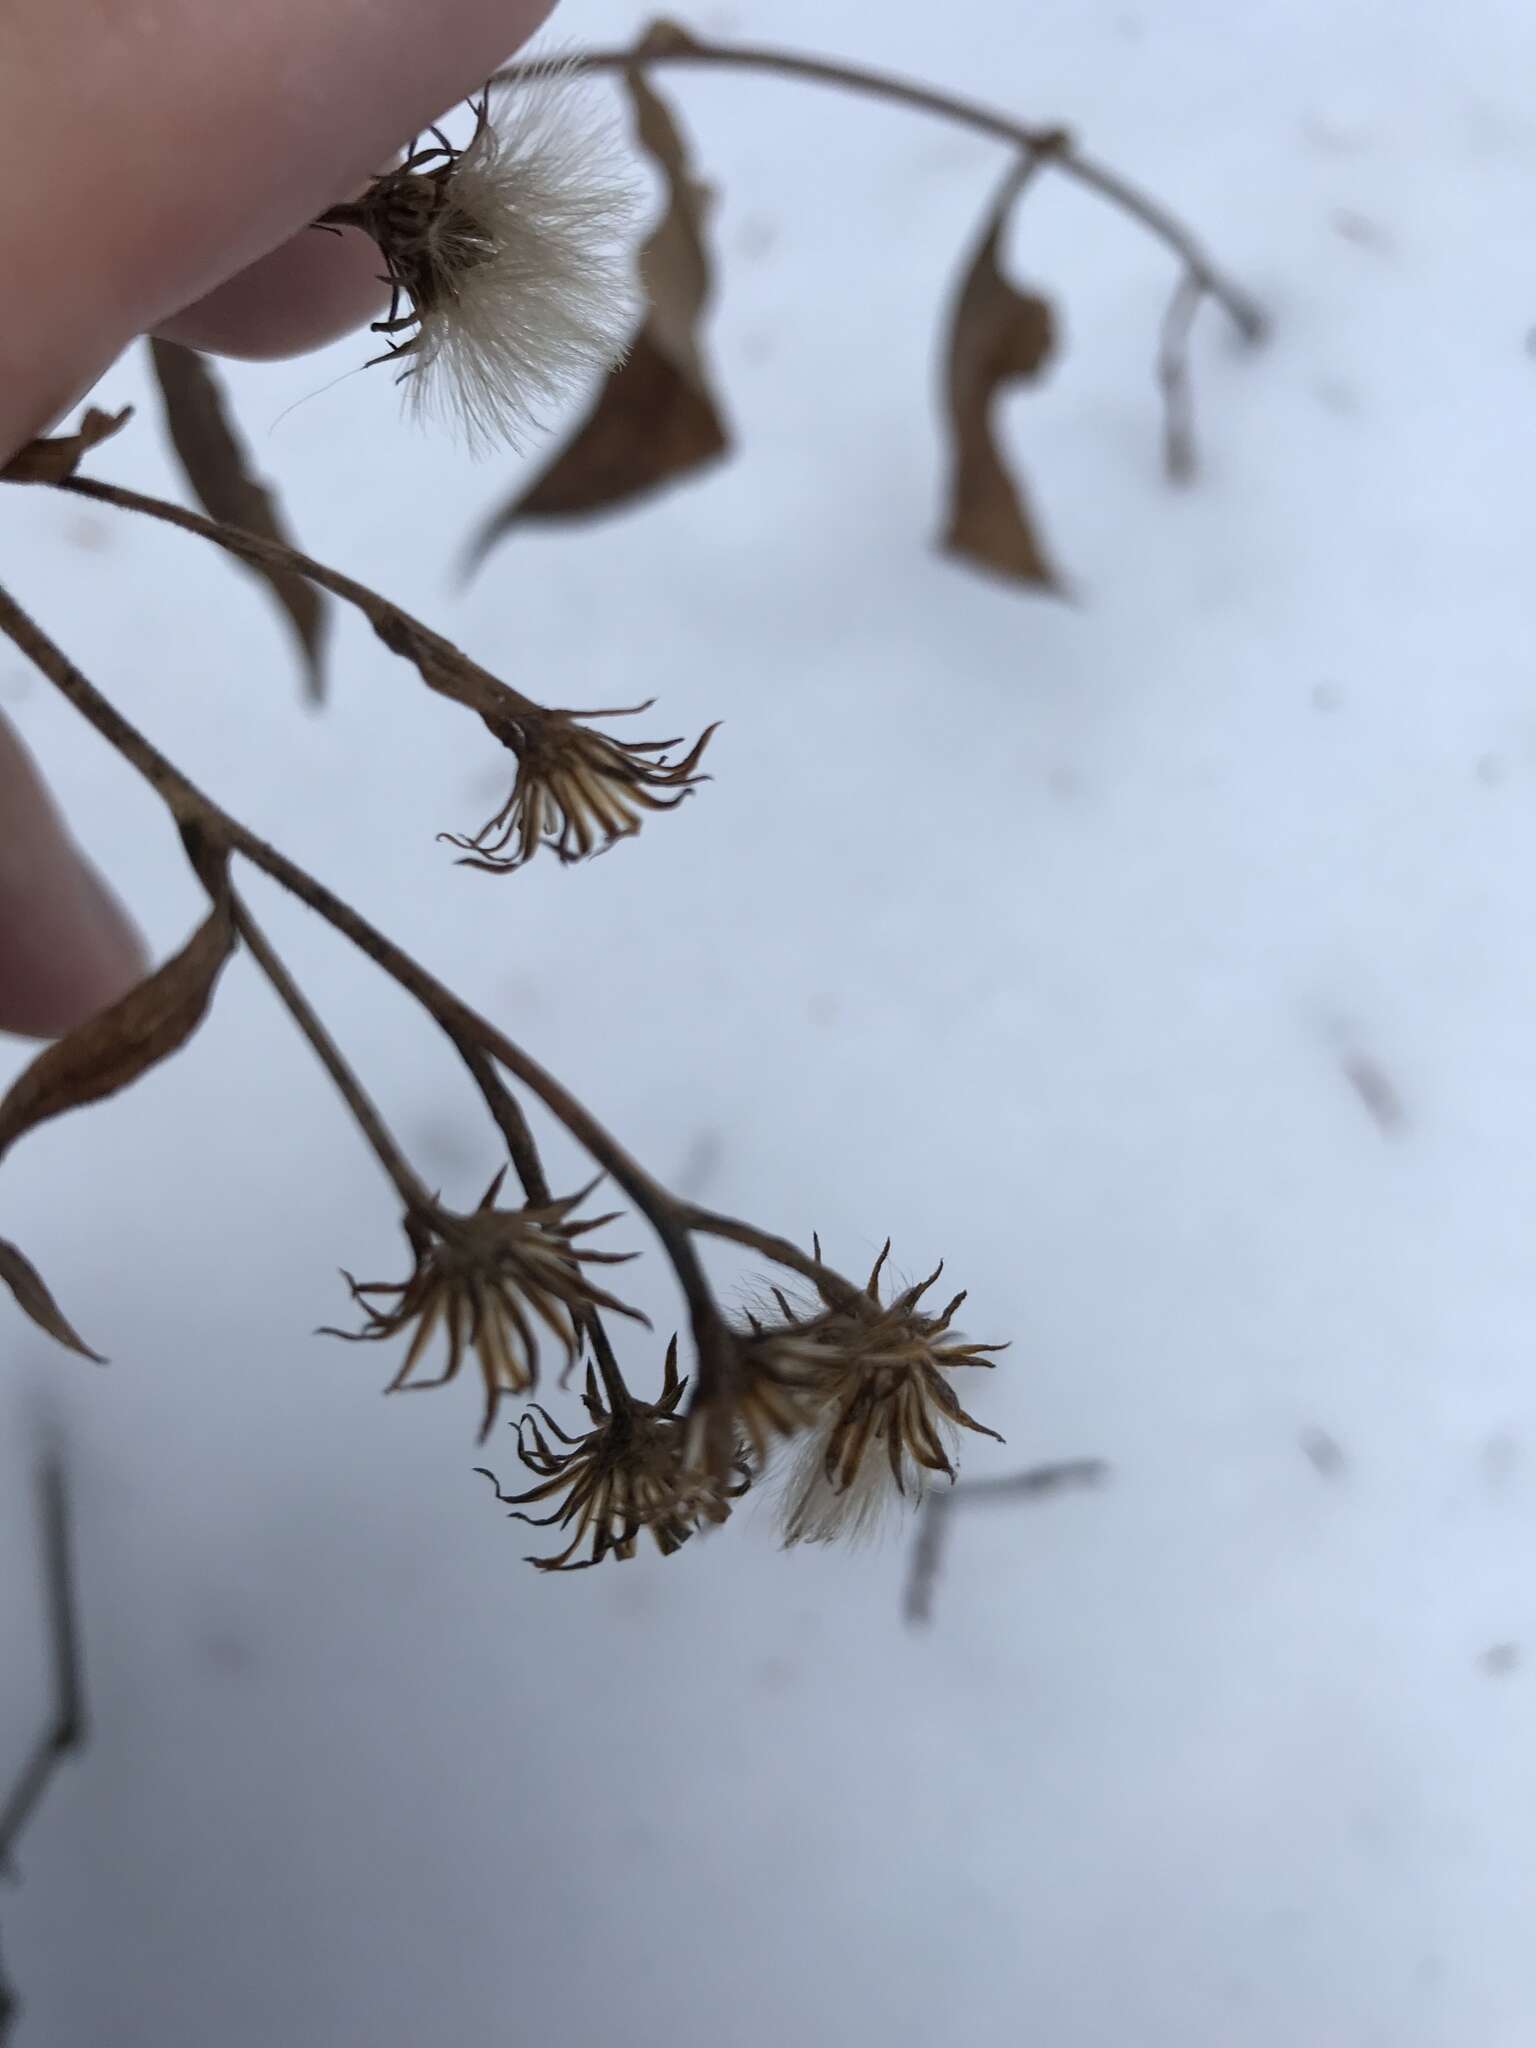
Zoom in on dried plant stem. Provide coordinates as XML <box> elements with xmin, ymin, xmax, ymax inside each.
<box><xmin>678</xmin><ymin>1202</ymin><xmax>863</xmax><ymax>1314</ymax></box>
<box><xmin>225</xmin><ymin>891</ymin><xmax>435</xmax><ymax>1216</ymax></box>
<box><xmin>1157</xmin><ymin>272</ymin><xmax>1204</xmax><ymax>483</ymax></box>
<box><xmin>902</xmin><ymin>1456</ymin><xmax>1109</xmax><ymax>1625</ymax></box>
<box><xmin>495</xmin><ymin>36</ymin><xmax>1266</xmax><ymax>341</ymax></box>
<box><xmin>0</xmin><ymin>1460</ymin><xmax>85</xmax><ymax>1867</ymax></box>
<box><xmin>56</xmin><ymin>477</ymin><xmax>540</xmax><ymax>726</ymax></box>
<box><xmin>0</xmin><ymin>577</ymin><xmax>737</xmax><ymax>1405</ymax></box>
<box><xmin>451</xmin><ymin>1033</ymin><xmax>553</xmax><ymax>1206</ymax></box>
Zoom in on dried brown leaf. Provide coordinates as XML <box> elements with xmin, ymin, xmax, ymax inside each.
<box><xmin>0</xmin><ymin>878</ymin><xmax>236</xmax><ymax>1160</ymax></box>
<box><xmin>1</xmin><ymin>407</ymin><xmax>132</xmax><ymax>483</ymax></box>
<box><xmin>466</xmin><ymin>58</ymin><xmax>728</xmax><ymax>571</ymax></box>
<box><xmin>939</xmin><ymin>161</ymin><xmax>1062</xmax><ymax>589</ymax></box>
<box><xmin>149</xmin><ymin>341</ymin><xmax>330</xmax><ymax>701</ymax></box>
<box><xmin>0</xmin><ymin>1238</ymin><xmax>104</xmax><ymax>1361</ymax></box>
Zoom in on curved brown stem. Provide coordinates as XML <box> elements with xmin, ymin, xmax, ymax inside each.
<box><xmin>678</xmin><ymin>1202</ymin><xmax>863</xmax><ymax>1314</ymax></box>
<box><xmin>226</xmin><ymin>890</ymin><xmax>436</xmax><ymax>1217</ymax></box>
<box><xmin>56</xmin><ymin>475</ymin><xmax>541</xmax><ymax>725</ymax></box>
<box><xmin>1157</xmin><ymin>273</ymin><xmax>1204</xmax><ymax>484</ymax></box>
<box><xmin>494</xmin><ymin>34</ymin><xmax>1266</xmax><ymax>340</ymax></box>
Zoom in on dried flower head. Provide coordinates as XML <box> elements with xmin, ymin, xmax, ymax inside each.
<box><xmin>323</xmin><ymin>1171</ymin><xmax>643</xmax><ymax>1440</ymax></box>
<box><xmin>336</xmin><ymin>73</ymin><xmax>637</xmax><ymax>449</ymax></box>
<box><xmin>718</xmin><ymin>1283</ymin><xmax>843</xmax><ymax>1465</ymax></box>
<box><xmin>755</xmin><ymin>1242</ymin><xmax>1007</xmax><ymax>1544</ymax></box>
<box><xmin>442</xmin><ymin>701</ymin><xmax>717</xmax><ymax>869</ymax></box>
<box><xmin>478</xmin><ymin>1341</ymin><xmax>749</xmax><ymax>1569</ymax></box>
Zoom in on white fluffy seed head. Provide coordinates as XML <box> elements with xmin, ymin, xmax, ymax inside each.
<box><xmin>407</xmin><ymin>67</ymin><xmax>640</xmax><ymax>452</ymax></box>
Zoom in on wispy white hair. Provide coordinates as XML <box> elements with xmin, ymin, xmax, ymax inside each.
<box><xmin>408</xmin><ymin>65</ymin><xmax>639</xmax><ymax>452</ymax></box>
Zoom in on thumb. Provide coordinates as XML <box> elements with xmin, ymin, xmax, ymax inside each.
<box><xmin>0</xmin><ymin>712</ymin><xmax>147</xmax><ymax>1039</ymax></box>
<box><xmin>0</xmin><ymin>0</ymin><xmax>554</xmax><ymax>454</ymax></box>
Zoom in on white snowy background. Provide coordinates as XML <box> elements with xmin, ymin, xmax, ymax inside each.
<box><xmin>6</xmin><ymin>0</ymin><xmax>1536</xmax><ymax>2040</ymax></box>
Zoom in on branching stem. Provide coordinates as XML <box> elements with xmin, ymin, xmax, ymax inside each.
<box><xmin>0</xmin><ymin>571</ymin><xmax>746</xmax><ymax>1409</ymax></box>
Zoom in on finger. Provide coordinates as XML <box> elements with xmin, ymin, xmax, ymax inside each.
<box><xmin>0</xmin><ymin>0</ymin><xmax>555</xmax><ymax>455</ymax></box>
<box><xmin>154</xmin><ymin>223</ymin><xmax>388</xmax><ymax>361</ymax></box>
<box><xmin>0</xmin><ymin>713</ymin><xmax>147</xmax><ymax>1040</ymax></box>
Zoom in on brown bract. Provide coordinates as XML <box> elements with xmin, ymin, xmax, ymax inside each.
<box><xmin>756</xmin><ymin>1243</ymin><xmax>1007</xmax><ymax>1544</ymax></box>
<box><xmin>443</xmin><ymin>702</ymin><xmax>717</xmax><ymax>870</ymax></box>
<box><xmin>351</xmin><ymin>120</ymin><xmax>501</xmax><ymax>333</ymax></box>
<box><xmin>325</xmin><ymin>1173</ymin><xmax>644</xmax><ymax>1441</ymax></box>
<box><xmin>479</xmin><ymin>1341</ymin><xmax>748</xmax><ymax>1569</ymax></box>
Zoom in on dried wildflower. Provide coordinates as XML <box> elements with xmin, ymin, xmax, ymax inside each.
<box><xmin>720</xmin><ymin>1285</ymin><xmax>841</xmax><ymax>1465</ymax></box>
<box><xmin>442</xmin><ymin>702</ymin><xmax>717</xmax><ymax>869</ymax></box>
<box><xmin>323</xmin><ymin>1172</ymin><xmax>643</xmax><ymax>1441</ymax></box>
<box><xmin>331</xmin><ymin>74</ymin><xmax>637</xmax><ymax>449</ymax></box>
<box><xmin>755</xmin><ymin>1243</ymin><xmax>1007</xmax><ymax>1545</ymax></box>
<box><xmin>478</xmin><ymin>1342</ymin><xmax>748</xmax><ymax>1570</ymax></box>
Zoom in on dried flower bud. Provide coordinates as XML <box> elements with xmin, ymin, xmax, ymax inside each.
<box><xmin>754</xmin><ymin>1242</ymin><xmax>1007</xmax><ymax>1545</ymax></box>
<box><xmin>442</xmin><ymin>701</ymin><xmax>717</xmax><ymax>870</ymax></box>
<box><xmin>323</xmin><ymin>1172</ymin><xmax>643</xmax><ymax>1440</ymax></box>
<box><xmin>478</xmin><ymin>1341</ymin><xmax>748</xmax><ymax>1570</ymax></box>
<box><xmin>334</xmin><ymin>74</ymin><xmax>637</xmax><ymax>449</ymax></box>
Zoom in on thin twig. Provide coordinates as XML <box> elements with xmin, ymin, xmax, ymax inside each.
<box><xmin>902</xmin><ymin>1457</ymin><xmax>1109</xmax><ymax>1627</ymax></box>
<box><xmin>1156</xmin><ymin>273</ymin><xmax>1204</xmax><ymax>484</ymax></box>
<box><xmin>56</xmin><ymin>476</ymin><xmax>540</xmax><ymax>726</ymax></box>
<box><xmin>0</xmin><ymin>1459</ymin><xmax>87</xmax><ymax>1866</ymax></box>
<box><xmin>903</xmin><ymin>1491</ymin><xmax>953</xmax><ymax>1627</ymax></box>
<box><xmin>679</xmin><ymin>1202</ymin><xmax>864</xmax><ymax>1314</ymax></box>
<box><xmin>494</xmin><ymin>35</ymin><xmax>1266</xmax><ymax>340</ymax></box>
<box><xmin>943</xmin><ymin>1457</ymin><xmax>1109</xmax><ymax>1505</ymax></box>
<box><xmin>226</xmin><ymin>891</ymin><xmax>436</xmax><ymax>1217</ymax></box>
<box><xmin>450</xmin><ymin>1034</ymin><xmax>551</xmax><ymax>1207</ymax></box>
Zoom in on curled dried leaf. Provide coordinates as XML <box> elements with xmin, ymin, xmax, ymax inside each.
<box><xmin>149</xmin><ymin>342</ymin><xmax>330</xmax><ymax>701</ymax></box>
<box><xmin>1</xmin><ymin>407</ymin><xmax>132</xmax><ymax>484</ymax></box>
<box><xmin>0</xmin><ymin>1238</ymin><xmax>104</xmax><ymax>1362</ymax></box>
<box><xmin>939</xmin><ymin>158</ymin><xmax>1062</xmax><ymax>589</ymax></box>
<box><xmin>466</xmin><ymin>61</ymin><xmax>728</xmax><ymax>570</ymax></box>
<box><xmin>0</xmin><ymin>876</ymin><xmax>235</xmax><ymax>1161</ymax></box>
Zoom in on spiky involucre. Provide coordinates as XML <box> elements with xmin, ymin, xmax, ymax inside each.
<box><xmin>410</xmin><ymin>69</ymin><xmax>638</xmax><ymax>450</ymax></box>
<box><xmin>758</xmin><ymin>1246</ymin><xmax>1007</xmax><ymax>1546</ymax></box>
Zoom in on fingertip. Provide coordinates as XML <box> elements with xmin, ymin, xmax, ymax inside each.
<box><xmin>154</xmin><ymin>223</ymin><xmax>389</xmax><ymax>361</ymax></box>
<box><xmin>0</xmin><ymin>719</ymin><xmax>147</xmax><ymax>1042</ymax></box>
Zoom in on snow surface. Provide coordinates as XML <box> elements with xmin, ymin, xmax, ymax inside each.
<box><xmin>6</xmin><ymin>0</ymin><xmax>1536</xmax><ymax>2041</ymax></box>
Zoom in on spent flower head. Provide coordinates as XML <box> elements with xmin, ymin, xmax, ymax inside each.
<box><xmin>479</xmin><ymin>1341</ymin><xmax>749</xmax><ymax>1570</ymax></box>
<box><xmin>443</xmin><ymin>701</ymin><xmax>717</xmax><ymax>869</ymax></box>
<box><xmin>749</xmin><ymin>1241</ymin><xmax>1007</xmax><ymax>1544</ymax></box>
<box><xmin>337</xmin><ymin>72</ymin><xmax>637</xmax><ymax>449</ymax></box>
<box><xmin>324</xmin><ymin>1171</ymin><xmax>644</xmax><ymax>1440</ymax></box>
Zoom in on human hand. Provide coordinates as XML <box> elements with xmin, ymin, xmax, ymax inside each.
<box><xmin>0</xmin><ymin>0</ymin><xmax>553</xmax><ymax>1037</ymax></box>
